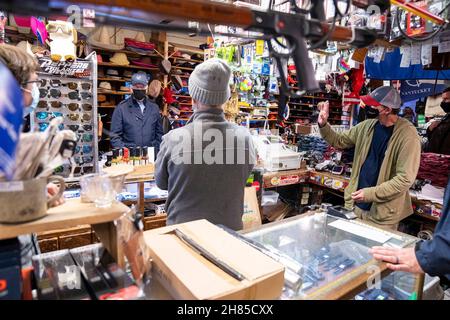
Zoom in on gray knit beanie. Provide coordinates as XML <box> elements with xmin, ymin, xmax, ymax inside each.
<box><xmin>188</xmin><ymin>58</ymin><xmax>231</xmax><ymax>106</ymax></box>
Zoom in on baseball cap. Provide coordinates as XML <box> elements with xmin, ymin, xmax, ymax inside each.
<box><xmin>360</xmin><ymin>86</ymin><xmax>401</xmax><ymax>109</ymax></box>
<box><xmin>131</xmin><ymin>72</ymin><xmax>149</xmax><ymax>89</ymax></box>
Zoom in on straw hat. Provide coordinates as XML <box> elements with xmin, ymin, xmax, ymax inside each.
<box><xmin>99</xmin><ymin>81</ymin><xmax>112</xmax><ymax>91</ymax></box>
<box><xmin>134</xmin><ymin>31</ymin><xmax>146</xmax><ymax>42</ymax></box>
<box><xmin>110</xmin><ymin>52</ymin><xmax>130</xmax><ymax>66</ymax></box>
<box><xmin>88</xmin><ymin>26</ymin><xmax>124</xmax><ymax>50</ymax></box>
<box><xmin>148</xmin><ymin>80</ymin><xmax>162</xmax><ymax>98</ymax></box>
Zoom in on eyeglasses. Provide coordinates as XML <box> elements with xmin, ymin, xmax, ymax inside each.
<box><xmin>47</xmin><ymin>23</ymin><xmax>72</xmax><ymax>35</ymax></box>
<box><xmin>67</xmin><ymin>113</ymin><xmax>92</xmax><ymax>122</ymax></box>
<box><xmin>39</xmin><ymin>88</ymin><xmax>62</xmax><ymax>99</ymax></box>
<box><xmin>39</xmin><ymin>89</ymin><xmax>92</xmax><ymax>100</ymax></box>
<box><xmin>36</xmin><ymin>111</ymin><xmax>63</xmax><ymax>120</ymax></box>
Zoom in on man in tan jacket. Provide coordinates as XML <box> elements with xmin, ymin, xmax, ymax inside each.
<box><xmin>318</xmin><ymin>86</ymin><xmax>421</xmax><ymax>230</ymax></box>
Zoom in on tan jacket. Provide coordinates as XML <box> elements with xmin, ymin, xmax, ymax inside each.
<box><xmin>320</xmin><ymin>118</ymin><xmax>421</xmax><ymax>225</ymax></box>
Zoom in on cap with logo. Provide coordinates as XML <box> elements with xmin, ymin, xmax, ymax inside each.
<box><xmin>360</xmin><ymin>86</ymin><xmax>401</xmax><ymax>109</ymax></box>
<box><xmin>131</xmin><ymin>72</ymin><xmax>149</xmax><ymax>89</ymax></box>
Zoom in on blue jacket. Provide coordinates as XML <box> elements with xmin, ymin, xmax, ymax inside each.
<box><xmin>110</xmin><ymin>96</ymin><xmax>163</xmax><ymax>153</ymax></box>
<box><xmin>415</xmin><ymin>174</ymin><xmax>450</xmax><ymax>283</ymax></box>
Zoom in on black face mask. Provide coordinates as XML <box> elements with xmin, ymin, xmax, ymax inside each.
<box><xmin>365</xmin><ymin>106</ymin><xmax>380</xmax><ymax>118</ymax></box>
<box><xmin>133</xmin><ymin>89</ymin><xmax>146</xmax><ymax>101</ymax></box>
<box><xmin>441</xmin><ymin>101</ymin><xmax>450</xmax><ymax>113</ymax></box>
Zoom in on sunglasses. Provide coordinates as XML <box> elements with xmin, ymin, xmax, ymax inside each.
<box><xmin>67</xmin><ymin>103</ymin><xmax>93</xmax><ymax>112</ymax></box>
<box><xmin>74</xmin><ymin>166</ymin><xmax>94</xmax><ymax>175</ymax></box>
<box><xmin>74</xmin><ymin>156</ymin><xmax>94</xmax><ymax>164</ymax></box>
<box><xmin>37</xmin><ymin>100</ymin><xmax>63</xmax><ymax>109</ymax></box>
<box><xmin>54</xmin><ymin>165</ymin><xmax>64</xmax><ymax>174</ymax></box>
<box><xmin>36</xmin><ymin>111</ymin><xmax>63</xmax><ymax>120</ymax></box>
<box><xmin>67</xmin><ymin>113</ymin><xmax>92</xmax><ymax>122</ymax></box>
<box><xmin>82</xmin><ymin>133</ymin><xmax>94</xmax><ymax>143</ymax></box>
<box><xmin>68</xmin><ymin>124</ymin><xmax>93</xmax><ymax>132</ymax></box>
<box><xmin>66</xmin><ymin>82</ymin><xmax>92</xmax><ymax>91</ymax></box>
<box><xmin>38</xmin><ymin>122</ymin><xmax>64</xmax><ymax>132</ymax></box>
<box><xmin>82</xmin><ymin>145</ymin><xmax>93</xmax><ymax>153</ymax></box>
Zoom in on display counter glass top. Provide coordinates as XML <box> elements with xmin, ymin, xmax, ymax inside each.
<box><xmin>242</xmin><ymin>213</ymin><xmax>419</xmax><ymax>300</ymax></box>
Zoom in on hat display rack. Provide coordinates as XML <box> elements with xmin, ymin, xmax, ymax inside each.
<box><xmin>165</xmin><ymin>44</ymin><xmax>204</xmax><ymax>128</ymax></box>
<box><xmin>34</xmin><ymin>53</ymin><xmax>99</xmax><ymax>180</ymax></box>
<box><xmin>88</xmin><ymin>26</ymin><xmax>169</xmax><ymax>152</ymax></box>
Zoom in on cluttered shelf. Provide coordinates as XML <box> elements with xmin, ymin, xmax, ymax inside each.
<box><xmin>0</xmin><ymin>199</ymin><xmax>128</xmax><ymax>241</ymax></box>
<box><xmin>92</xmin><ymin>46</ymin><xmax>162</xmax><ymax>59</ymax></box>
<box><xmin>98</xmin><ymin>77</ymin><xmax>129</xmax><ymax>83</ymax></box>
<box><xmin>98</xmin><ymin>62</ymin><xmax>159</xmax><ymax>71</ymax></box>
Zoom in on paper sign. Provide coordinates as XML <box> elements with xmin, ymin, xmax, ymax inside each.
<box><xmin>421</xmin><ymin>41</ymin><xmax>432</xmax><ymax>65</ymax></box>
<box><xmin>400</xmin><ymin>46</ymin><xmax>411</xmax><ymax>68</ymax></box>
<box><xmin>438</xmin><ymin>41</ymin><xmax>450</xmax><ymax>53</ymax></box>
<box><xmin>328</xmin><ymin>219</ymin><xmax>392</xmax><ymax>244</ymax></box>
<box><xmin>242</xmin><ymin>187</ymin><xmax>262</xmax><ymax>230</ymax></box>
<box><xmin>374</xmin><ymin>48</ymin><xmax>383</xmax><ymax>64</ymax></box>
<box><xmin>411</xmin><ymin>44</ymin><xmax>421</xmax><ymax>65</ymax></box>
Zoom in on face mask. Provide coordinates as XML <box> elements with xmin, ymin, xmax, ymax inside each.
<box><xmin>440</xmin><ymin>101</ymin><xmax>450</xmax><ymax>113</ymax></box>
<box><xmin>133</xmin><ymin>89</ymin><xmax>146</xmax><ymax>101</ymax></box>
<box><xmin>365</xmin><ymin>105</ymin><xmax>380</xmax><ymax>118</ymax></box>
<box><xmin>23</xmin><ymin>83</ymin><xmax>40</xmax><ymax>117</ymax></box>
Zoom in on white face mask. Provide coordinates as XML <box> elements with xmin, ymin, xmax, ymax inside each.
<box><xmin>23</xmin><ymin>82</ymin><xmax>40</xmax><ymax>117</ymax></box>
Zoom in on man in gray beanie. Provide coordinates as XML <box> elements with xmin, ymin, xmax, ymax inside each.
<box><xmin>155</xmin><ymin>59</ymin><xmax>256</xmax><ymax>230</ymax></box>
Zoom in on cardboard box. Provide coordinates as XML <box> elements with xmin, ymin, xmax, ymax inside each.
<box><xmin>144</xmin><ymin>220</ymin><xmax>284</xmax><ymax>300</ymax></box>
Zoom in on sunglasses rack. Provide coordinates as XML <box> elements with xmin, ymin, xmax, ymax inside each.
<box><xmin>33</xmin><ymin>56</ymin><xmax>99</xmax><ymax>179</ymax></box>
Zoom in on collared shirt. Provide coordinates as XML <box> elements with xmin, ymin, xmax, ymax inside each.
<box><xmin>137</xmin><ymin>99</ymin><xmax>146</xmax><ymax>115</ymax></box>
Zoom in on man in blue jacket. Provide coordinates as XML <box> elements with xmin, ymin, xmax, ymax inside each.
<box><xmin>370</xmin><ymin>174</ymin><xmax>450</xmax><ymax>286</ymax></box>
<box><xmin>111</xmin><ymin>72</ymin><xmax>163</xmax><ymax>154</ymax></box>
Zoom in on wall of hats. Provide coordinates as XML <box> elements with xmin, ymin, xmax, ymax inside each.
<box><xmin>35</xmin><ymin>56</ymin><xmax>98</xmax><ymax>178</ymax></box>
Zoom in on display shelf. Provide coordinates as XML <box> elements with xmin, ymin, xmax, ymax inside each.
<box><xmin>97</xmin><ymin>90</ymin><xmax>131</xmax><ymax>95</ymax></box>
<box><xmin>98</xmin><ymin>62</ymin><xmax>159</xmax><ymax>71</ymax></box>
<box><xmin>92</xmin><ymin>46</ymin><xmax>161</xmax><ymax>59</ymax></box>
<box><xmin>173</xmin><ymin>66</ymin><xmax>195</xmax><ymax>71</ymax></box>
<box><xmin>263</xmin><ymin>169</ymin><xmax>309</xmax><ymax>188</ymax></box>
<box><xmin>98</xmin><ymin>77</ymin><xmax>130</xmax><ymax>83</ymax></box>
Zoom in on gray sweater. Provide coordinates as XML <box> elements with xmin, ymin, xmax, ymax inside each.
<box><xmin>155</xmin><ymin>109</ymin><xmax>255</xmax><ymax>230</ymax></box>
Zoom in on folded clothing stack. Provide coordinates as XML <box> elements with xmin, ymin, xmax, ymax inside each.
<box><xmin>297</xmin><ymin>135</ymin><xmax>329</xmax><ymax>153</ymax></box>
<box><xmin>417</xmin><ymin>153</ymin><xmax>450</xmax><ymax>188</ymax></box>
<box><xmin>124</xmin><ymin>38</ymin><xmax>155</xmax><ymax>54</ymax></box>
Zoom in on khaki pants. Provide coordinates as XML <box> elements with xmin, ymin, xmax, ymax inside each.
<box><xmin>354</xmin><ymin>207</ymin><xmax>399</xmax><ymax>231</ymax></box>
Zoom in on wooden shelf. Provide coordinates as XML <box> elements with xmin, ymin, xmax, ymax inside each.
<box><xmin>93</xmin><ymin>46</ymin><xmax>161</xmax><ymax>58</ymax></box>
<box><xmin>97</xmin><ymin>90</ymin><xmax>131</xmax><ymax>95</ymax></box>
<box><xmin>98</xmin><ymin>62</ymin><xmax>159</xmax><ymax>71</ymax></box>
<box><xmin>99</xmin><ymin>105</ymin><xmax>116</xmax><ymax>108</ymax></box>
<box><xmin>173</xmin><ymin>94</ymin><xmax>190</xmax><ymax>98</ymax></box>
<box><xmin>170</xmin><ymin>56</ymin><xmax>203</xmax><ymax>64</ymax></box>
<box><xmin>173</xmin><ymin>66</ymin><xmax>195</xmax><ymax>71</ymax></box>
<box><xmin>98</xmin><ymin>77</ymin><xmax>130</xmax><ymax>83</ymax></box>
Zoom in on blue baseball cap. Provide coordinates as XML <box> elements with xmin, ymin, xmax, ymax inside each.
<box><xmin>131</xmin><ymin>72</ymin><xmax>149</xmax><ymax>88</ymax></box>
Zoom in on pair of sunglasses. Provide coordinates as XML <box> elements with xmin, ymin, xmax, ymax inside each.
<box><xmin>74</xmin><ymin>166</ymin><xmax>94</xmax><ymax>175</ymax></box>
<box><xmin>74</xmin><ymin>145</ymin><xmax>93</xmax><ymax>154</ymax></box>
<box><xmin>38</xmin><ymin>122</ymin><xmax>64</xmax><ymax>132</ymax></box>
<box><xmin>48</xmin><ymin>80</ymin><xmax>92</xmax><ymax>91</ymax></box>
<box><xmin>74</xmin><ymin>156</ymin><xmax>93</xmax><ymax>164</ymax></box>
<box><xmin>67</xmin><ymin>113</ymin><xmax>92</xmax><ymax>122</ymax></box>
<box><xmin>36</xmin><ymin>111</ymin><xmax>63</xmax><ymax>120</ymax></box>
<box><xmin>40</xmin><ymin>89</ymin><xmax>92</xmax><ymax>100</ymax></box>
<box><xmin>38</xmin><ymin>100</ymin><xmax>63</xmax><ymax>109</ymax></box>
<box><xmin>67</xmin><ymin>103</ymin><xmax>93</xmax><ymax>112</ymax></box>
<box><xmin>68</xmin><ymin>124</ymin><xmax>93</xmax><ymax>132</ymax></box>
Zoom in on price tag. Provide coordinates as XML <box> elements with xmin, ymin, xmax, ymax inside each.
<box><xmin>438</xmin><ymin>41</ymin><xmax>450</xmax><ymax>53</ymax></box>
<box><xmin>411</xmin><ymin>44</ymin><xmax>421</xmax><ymax>65</ymax></box>
<box><xmin>421</xmin><ymin>41</ymin><xmax>432</xmax><ymax>65</ymax></box>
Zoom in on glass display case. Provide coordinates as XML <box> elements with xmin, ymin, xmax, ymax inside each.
<box><xmin>242</xmin><ymin>212</ymin><xmax>425</xmax><ymax>300</ymax></box>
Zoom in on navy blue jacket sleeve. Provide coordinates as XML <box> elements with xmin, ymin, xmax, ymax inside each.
<box><xmin>110</xmin><ymin>105</ymin><xmax>125</xmax><ymax>148</ymax></box>
<box><xmin>415</xmin><ymin>175</ymin><xmax>450</xmax><ymax>281</ymax></box>
<box><xmin>154</xmin><ymin>114</ymin><xmax>164</xmax><ymax>153</ymax></box>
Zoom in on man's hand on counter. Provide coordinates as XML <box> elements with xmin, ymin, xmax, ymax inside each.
<box><xmin>369</xmin><ymin>246</ymin><xmax>424</xmax><ymax>274</ymax></box>
<box><xmin>351</xmin><ymin>189</ymin><xmax>365</xmax><ymax>202</ymax></box>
